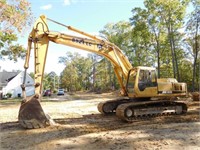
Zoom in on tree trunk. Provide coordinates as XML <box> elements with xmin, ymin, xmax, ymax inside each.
<box><xmin>192</xmin><ymin>59</ymin><xmax>197</xmax><ymax>92</ymax></box>
<box><xmin>192</xmin><ymin>17</ymin><xmax>199</xmax><ymax>92</ymax></box>
<box><xmin>154</xmin><ymin>30</ymin><xmax>161</xmax><ymax>78</ymax></box>
<box><xmin>157</xmin><ymin>44</ymin><xmax>160</xmax><ymax>78</ymax></box>
<box><xmin>108</xmin><ymin>62</ymin><xmax>112</xmax><ymax>89</ymax></box>
<box><xmin>92</xmin><ymin>64</ymin><xmax>96</xmax><ymax>90</ymax></box>
<box><xmin>172</xmin><ymin>32</ymin><xmax>180</xmax><ymax>81</ymax></box>
<box><xmin>168</xmin><ymin>26</ymin><xmax>176</xmax><ymax>79</ymax></box>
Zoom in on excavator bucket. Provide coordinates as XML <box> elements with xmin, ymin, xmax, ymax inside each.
<box><xmin>18</xmin><ymin>95</ymin><xmax>53</xmax><ymax>129</ymax></box>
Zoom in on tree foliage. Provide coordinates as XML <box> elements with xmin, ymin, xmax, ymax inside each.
<box><xmin>59</xmin><ymin>52</ymin><xmax>92</xmax><ymax>92</ymax></box>
<box><xmin>130</xmin><ymin>7</ymin><xmax>155</xmax><ymax>67</ymax></box>
<box><xmin>58</xmin><ymin>0</ymin><xmax>198</xmax><ymax>92</ymax></box>
<box><xmin>99</xmin><ymin>21</ymin><xmax>132</xmax><ymax>90</ymax></box>
<box><xmin>0</xmin><ymin>0</ymin><xmax>32</xmax><ymax>61</ymax></box>
<box><xmin>185</xmin><ymin>0</ymin><xmax>200</xmax><ymax>91</ymax></box>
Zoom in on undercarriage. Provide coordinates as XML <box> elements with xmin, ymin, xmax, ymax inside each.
<box><xmin>97</xmin><ymin>98</ymin><xmax>188</xmax><ymax>121</ymax></box>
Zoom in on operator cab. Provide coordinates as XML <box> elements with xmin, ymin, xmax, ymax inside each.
<box><xmin>126</xmin><ymin>67</ymin><xmax>158</xmax><ymax>98</ymax></box>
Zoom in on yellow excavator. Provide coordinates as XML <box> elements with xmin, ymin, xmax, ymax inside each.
<box><xmin>18</xmin><ymin>15</ymin><xmax>188</xmax><ymax>129</ymax></box>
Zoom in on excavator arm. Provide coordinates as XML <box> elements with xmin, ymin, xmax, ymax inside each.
<box><xmin>19</xmin><ymin>15</ymin><xmax>132</xmax><ymax>128</ymax></box>
<box><xmin>27</xmin><ymin>15</ymin><xmax>132</xmax><ymax>97</ymax></box>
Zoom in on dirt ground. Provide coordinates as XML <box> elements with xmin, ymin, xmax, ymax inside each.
<box><xmin>0</xmin><ymin>92</ymin><xmax>200</xmax><ymax>150</ymax></box>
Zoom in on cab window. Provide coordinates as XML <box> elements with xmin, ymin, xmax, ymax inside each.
<box><xmin>138</xmin><ymin>69</ymin><xmax>157</xmax><ymax>91</ymax></box>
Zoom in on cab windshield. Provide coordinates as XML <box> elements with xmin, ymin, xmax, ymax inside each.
<box><xmin>138</xmin><ymin>69</ymin><xmax>157</xmax><ymax>91</ymax></box>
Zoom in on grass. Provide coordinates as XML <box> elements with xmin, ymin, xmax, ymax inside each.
<box><xmin>0</xmin><ymin>98</ymin><xmax>22</xmax><ymax>105</ymax></box>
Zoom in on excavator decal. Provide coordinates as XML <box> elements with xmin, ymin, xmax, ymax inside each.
<box><xmin>72</xmin><ymin>38</ymin><xmax>92</xmax><ymax>46</ymax></box>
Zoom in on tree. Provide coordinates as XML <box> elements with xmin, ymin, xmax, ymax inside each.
<box><xmin>129</xmin><ymin>0</ymin><xmax>189</xmax><ymax>80</ymax></box>
<box><xmin>185</xmin><ymin>0</ymin><xmax>200</xmax><ymax>91</ymax></box>
<box><xmin>88</xmin><ymin>53</ymin><xmax>101</xmax><ymax>91</ymax></box>
<box><xmin>145</xmin><ymin>0</ymin><xmax>189</xmax><ymax>81</ymax></box>
<box><xmin>141</xmin><ymin>2</ymin><xmax>169</xmax><ymax>78</ymax></box>
<box><xmin>100</xmin><ymin>21</ymin><xmax>131</xmax><ymax>89</ymax></box>
<box><xmin>130</xmin><ymin>7</ymin><xmax>155</xmax><ymax>67</ymax></box>
<box><xmin>59</xmin><ymin>52</ymin><xmax>93</xmax><ymax>92</ymax></box>
<box><xmin>60</xmin><ymin>62</ymin><xmax>78</xmax><ymax>91</ymax></box>
<box><xmin>0</xmin><ymin>0</ymin><xmax>32</xmax><ymax>61</ymax></box>
<box><xmin>100</xmin><ymin>21</ymin><xmax>132</xmax><ymax>58</ymax></box>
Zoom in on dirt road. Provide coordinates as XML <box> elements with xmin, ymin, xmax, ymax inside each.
<box><xmin>0</xmin><ymin>92</ymin><xmax>200</xmax><ymax>150</ymax></box>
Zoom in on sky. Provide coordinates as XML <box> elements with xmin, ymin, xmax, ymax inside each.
<box><xmin>0</xmin><ymin>0</ymin><xmax>145</xmax><ymax>75</ymax></box>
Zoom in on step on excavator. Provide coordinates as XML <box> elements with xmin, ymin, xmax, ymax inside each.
<box><xmin>18</xmin><ymin>15</ymin><xmax>188</xmax><ymax>129</ymax></box>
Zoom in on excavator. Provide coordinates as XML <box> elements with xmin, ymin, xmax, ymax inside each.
<box><xmin>18</xmin><ymin>15</ymin><xmax>188</xmax><ymax>129</ymax></box>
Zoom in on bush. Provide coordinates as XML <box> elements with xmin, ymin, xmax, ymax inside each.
<box><xmin>6</xmin><ymin>93</ymin><xmax>12</xmax><ymax>98</ymax></box>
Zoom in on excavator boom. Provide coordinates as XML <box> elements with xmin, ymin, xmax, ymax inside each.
<box><xmin>19</xmin><ymin>15</ymin><xmax>132</xmax><ymax>128</ymax></box>
<box><xmin>27</xmin><ymin>15</ymin><xmax>132</xmax><ymax>96</ymax></box>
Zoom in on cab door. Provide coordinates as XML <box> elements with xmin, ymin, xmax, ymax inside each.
<box><xmin>126</xmin><ymin>69</ymin><xmax>136</xmax><ymax>94</ymax></box>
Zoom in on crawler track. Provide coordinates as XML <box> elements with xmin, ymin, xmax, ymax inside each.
<box><xmin>116</xmin><ymin>100</ymin><xmax>188</xmax><ymax>121</ymax></box>
<box><xmin>98</xmin><ymin>99</ymin><xmax>188</xmax><ymax>121</ymax></box>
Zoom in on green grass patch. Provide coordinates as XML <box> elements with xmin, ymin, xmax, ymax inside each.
<box><xmin>0</xmin><ymin>99</ymin><xmax>22</xmax><ymax>106</ymax></box>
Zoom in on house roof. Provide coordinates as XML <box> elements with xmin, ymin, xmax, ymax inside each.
<box><xmin>0</xmin><ymin>71</ymin><xmax>20</xmax><ymax>88</ymax></box>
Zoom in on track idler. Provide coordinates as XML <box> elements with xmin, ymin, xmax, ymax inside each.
<box><xmin>97</xmin><ymin>98</ymin><xmax>131</xmax><ymax>114</ymax></box>
<box><xmin>18</xmin><ymin>95</ymin><xmax>54</xmax><ymax>129</ymax></box>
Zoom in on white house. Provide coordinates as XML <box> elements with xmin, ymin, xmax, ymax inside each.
<box><xmin>2</xmin><ymin>71</ymin><xmax>35</xmax><ymax>98</ymax></box>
